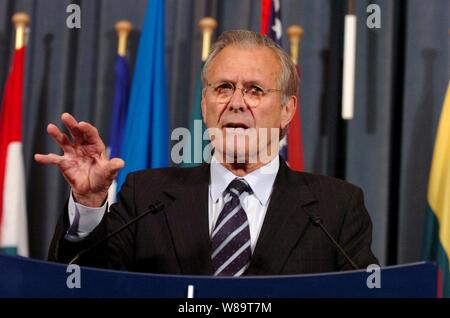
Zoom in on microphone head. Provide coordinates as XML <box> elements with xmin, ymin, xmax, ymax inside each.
<box><xmin>148</xmin><ymin>200</ymin><xmax>164</xmax><ymax>213</ymax></box>
<box><xmin>309</xmin><ymin>214</ymin><xmax>322</xmax><ymax>225</ymax></box>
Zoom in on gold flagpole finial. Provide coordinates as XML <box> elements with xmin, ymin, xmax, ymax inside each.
<box><xmin>12</xmin><ymin>12</ymin><xmax>30</xmax><ymax>49</ymax></box>
<box><xmin>348</xmin><ymin>0</ymin><xmax>355</xmax><ymax>15</ymax></box>
<box><xmin>115</xmin><ymin>20</ymin><xmax>132</xmax><ymax>57</ymax></box>
<box><xmin>198</xmin><ymin>17</ymin><xmax>218</xmax><ymax>62</ymax></box>
<box><xmin>287</xmin><ymin>25</ymin><xmax>304</xmax><ymax>65</ymax></box>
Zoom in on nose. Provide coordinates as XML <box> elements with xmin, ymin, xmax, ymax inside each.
<box><xmin>228</xmin><ymin>87</ymin><xmax>247</xmax><ymax>112</ymax></box>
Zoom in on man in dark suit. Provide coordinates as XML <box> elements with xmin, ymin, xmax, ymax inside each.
<box><xmin>36</xmin><ymin>30</ymin><xmax>378</xmax><ymax>276</ymax></box>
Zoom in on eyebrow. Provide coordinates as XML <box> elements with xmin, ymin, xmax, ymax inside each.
<box><xmin>212</xmin><ymin>79</ymin><xmax>266</xmax><ymax>87</ymax></box>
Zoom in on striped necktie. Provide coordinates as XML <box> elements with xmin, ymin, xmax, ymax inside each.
<box><xmin>211</xmin><ymin>178</ymin><xmax>252</xmax><ymax>276</ymax></box>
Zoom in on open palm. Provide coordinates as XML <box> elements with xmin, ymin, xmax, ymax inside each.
<box><xmin>35</xmin><ymin>113</ymin><xmax>124</xmax><ymax>207</ymax></box>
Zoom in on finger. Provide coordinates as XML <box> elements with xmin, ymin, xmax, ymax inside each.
<box><xmin>78</xmin><ymin>121</ymin><xmax>105</xmax><ymax>147</ymax></box>
<box><xmin>61</xmin><ymin>112</ymin><xmax>78</xmax><ymax>126</ymax></box>
<box><xmin>34</xmin><ymin>153</ymin><xmax>64</xmax><ymax>165</ymax></box>
<box><xmin>61</xmin><ymin>113</ymin><xmax>84</xmax><ymax>144</ymax></box>
<box><xmin>47</xmin><ymin>124</ymin><xmax>72</xmax><ymax>151</ymax></box>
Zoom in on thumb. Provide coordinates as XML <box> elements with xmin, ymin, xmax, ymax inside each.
<box><xmin>108</xmin><ymin>158</ymin><xmax>125</xmax><ymax>174</ymax></box>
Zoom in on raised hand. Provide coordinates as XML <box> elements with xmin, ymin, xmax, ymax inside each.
<box><xmin>34</xmin><ymin>113</ymin><xmax>124</xmax><ymax>207</ymax></box>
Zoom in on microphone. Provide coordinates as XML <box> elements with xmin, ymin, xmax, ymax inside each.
<box><xmin>68</xmin><ymin>200</ymin><xmax>165</xmax><ymax>265</ymax></box>
<box><xmin>308</xmin><ymin>214</ymin><xmax>359</xmax><ymax>270</ymax></box>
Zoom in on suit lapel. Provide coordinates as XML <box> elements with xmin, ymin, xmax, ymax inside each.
<box><xmin>159</xmin><ymin>159</ymin><xmax>318</xmax><ymax>276</ymax></box>
<box><xmin>161</xmin><ymin>164</ymin><xmax>213</xmax><ymax>275</ymax></box>
<box><xmin>246</xmin><ymin>159</ymin><xmax>318</xmax><ymax>275</ymax></box>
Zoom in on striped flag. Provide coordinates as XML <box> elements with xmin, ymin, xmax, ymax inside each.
<box><xmin>107</xmin><ymin>55</ymin><xmax>130</xmax><ymax>205</ymax></box>
<box><xmin>116</xmin><ymin>0</ymin><xmax>169</xmax><ymax>190</ymax></box>
<box><xmin>260</xmin><ymin>0</ymin><xmax>304</xmax><ymax>171</ymax></box>
<box><xmin>0</xmin><ymin>46</ymin><xmax>28</xmax><ymax>256</ymax></box>
<box><xmin>260</xmin><ymin>0</ymin><xmax>282</xmax><ymax>45</ymax></box>
<box><xmin>423</xmin><ymin>81</ymin><xmax>450</xmax><ymax>297</ymax></box>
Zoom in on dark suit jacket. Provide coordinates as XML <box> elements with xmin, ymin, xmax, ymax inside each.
<box><xmin>48</xmin><ymin>158</ymin><xmax>378</xmax><ymax>275</ymax></box>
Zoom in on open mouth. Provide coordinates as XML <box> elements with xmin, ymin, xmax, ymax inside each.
<box><xmin>223</xmin><ymin>123</ymin><xmax>250</xmax><ymax>130</ymax></box>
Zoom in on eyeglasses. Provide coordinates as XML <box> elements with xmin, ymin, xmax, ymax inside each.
<box><xmin>206</xmin><ymin>81</ymin><xmax>282</xmax><ymax>108</ymax></box>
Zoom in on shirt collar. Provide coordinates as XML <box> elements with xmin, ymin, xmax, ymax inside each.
<box><xmin>210</xmin><ymin>156</ymin><xmax>280</xmax><ymax>205</ymax></box>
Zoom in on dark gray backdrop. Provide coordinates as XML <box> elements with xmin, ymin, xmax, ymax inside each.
<box><xmin>0</xmin><ymin>0</ymin><xmax>448</xmax><ymax>265</ymax></box>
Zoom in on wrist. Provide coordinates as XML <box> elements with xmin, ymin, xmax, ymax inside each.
<box><xmin>72</xmin><ymin>191</ymin><xmax>108</xmax><ymax>208</ymax></box>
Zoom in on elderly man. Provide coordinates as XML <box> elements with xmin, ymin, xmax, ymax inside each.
<box><xmin>36</xmin><ymin>30</ymin><xmax>378</xmax><ymax>276</ymax></box>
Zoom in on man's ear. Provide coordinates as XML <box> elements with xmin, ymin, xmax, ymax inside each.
<box><xmin>280</xmin><ymin>95</ymin><xmax>297</xmax><ymax>130</ymax></box>
<box><xmin>201</xmin><ymin>89</ymin><xmax>207</xmax><ymax>124</ymax></box>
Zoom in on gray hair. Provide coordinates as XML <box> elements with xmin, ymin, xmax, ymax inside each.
<box><xmin>201</xmin><ymin>29</ymin><xmax>299</xmax><ymax>107</ymax></box>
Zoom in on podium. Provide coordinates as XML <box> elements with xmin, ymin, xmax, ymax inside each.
<box><xmin>0</xmin><ymin>253</ymin><xmax>438</xmax><ymax>298</ymax></box>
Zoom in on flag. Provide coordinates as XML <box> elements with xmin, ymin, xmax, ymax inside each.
<box><xmin>287</xmin><ymin>65</ymin><xmax>305</xmax><ymax>171</ymax></box>
<box><xmin>0</xmin><ymin>46</ymin><xmax>28</xmax><ymax>256</ymax></box>
<box><xmin>260</xmin><ymin>0</ymin><xmax>282</xmax><ymax>45</ymax></box>
<box><xmin>423</xmin><ymin>81</ymin><xmax>450</xmax><ymax>297</ymax></box>
<box><xmin>116</xmin><ymin>0</ymin><xmax>169</xmax><ymax>190</ymax></box>
<box><xmin>181</xmin><ymin>62</ymin><xmax>209</xmax><ymax>167</ymax></box>
<box><xmin>107</xmin><ymin>55</ymin><xmax>130</xmax><ymax>205</ymax></box>
<box><xmin>261</xmin><ymin>0</ymin><xmax>304</xmax><ymax>171</ymax></box>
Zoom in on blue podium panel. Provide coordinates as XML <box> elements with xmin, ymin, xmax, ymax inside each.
<box><xmin>0</xmin><ymin>254</ymin><xmax>437</xmax><ymax>298</ymax></box>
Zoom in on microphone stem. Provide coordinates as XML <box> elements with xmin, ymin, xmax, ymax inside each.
<box><xmin>68</xmin><ymin>202</ymin><xmax>164</xmax><ymax>265</ymax></box>
<box><xmin>310</xmin><ymin>215</ymin><xmax>359</xmax><ymax>270</ymax></box>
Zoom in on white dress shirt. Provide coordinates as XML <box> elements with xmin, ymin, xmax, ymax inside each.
<box><xmin>66</xmin><ymin>156</ymin><xmax>280</xmax><ymax>248</ymax></box>
<box><xmin>209</xmin><ymin>155</ymin><xmax>279</xmax><ymax>252</ymax></box>
<box><xmin>66</xmin><ymin>192</ymin><xmax>106</xmax><ymax>241</ymax></box>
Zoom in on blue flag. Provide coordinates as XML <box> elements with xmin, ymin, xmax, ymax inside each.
<box><xmin>117</xmin><ymin>0</ymin><xmax>169</xmax><ymax>190</ymax></box>
<box><xmin>108</xmin><ymin>55</ymin><xmax>130</xmax><ymax>159</ymax></box>
<box><xmin>107</xmin><ymin>55</ymin><xmax>130</xmax><ymax>204</ymax></box>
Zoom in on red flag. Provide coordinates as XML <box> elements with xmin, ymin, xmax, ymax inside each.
<box><xmin>260</xmin><ymin>0</ymin><xmax>272</xmax><ymax>35</ymax></box>
<box><xmin>0</xmin><ymin>46</ymin><xmax>28</xmax><ymax>255</ymax></box>
<box><xmin>260</xmin><ymin>0</ymin><xmax>305</xmax><ymax>171</ymax></box>
<box><xmin>287</xmin><ymin>66</ymin><xmax>305</xmax><ymax>171</ymax></box>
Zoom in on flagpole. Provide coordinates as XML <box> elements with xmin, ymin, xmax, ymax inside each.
<box><xmin>115</xmin><ymin>20</ymin><xmax>132</xmax><ymax>57</ymax></box>
<box><xmin>198</xmin><ymin>17</ymin><xmax>217</xmax><ymax>62</ymax></box>
<box><xmin>185</xmin><ymin>17</ymin><xmax>217</xmax><ymax>166</ymax></box>
<box><xmin>12</xmin><ymin>12</ymin><xmax>30</xmax><ymax>49</ymax></box>
<box><xmin>287</xmin><ymin>25</ymin><xmax>304</xmax><ymax>65</ymax></box>
<box><xmin>341</xmin><ymin>0</ymin><xmax>357</xmax><ymax>120</ymax></box>
<box><xmin>285</xmin><ymin>25</ymin><xmax>305</xmax><ymax>172</ymax></box>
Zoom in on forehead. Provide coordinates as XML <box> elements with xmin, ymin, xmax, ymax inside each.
<box><xmin>206</xmin><ymin>45</ymin><xmax>280</xmax><ymax>84</ymax></box>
